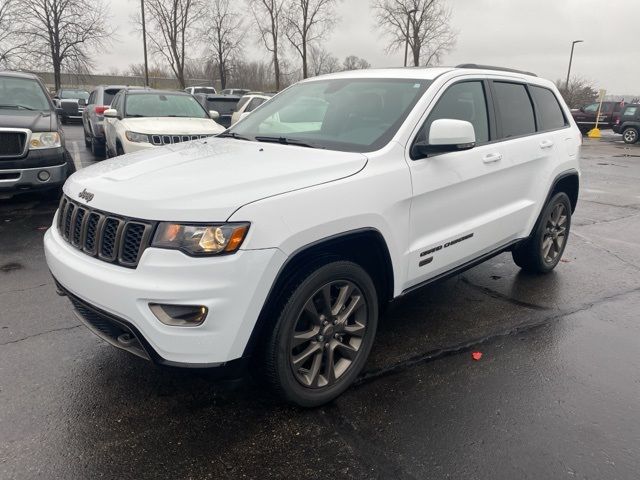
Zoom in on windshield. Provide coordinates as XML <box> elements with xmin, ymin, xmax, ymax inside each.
<box><xmin>125</xmin><ymin>93</ymin><xmax>208</xmax><ymax>118</ymax></box>
<box><xmin>60</xmin><ymin>89</ymin><xmax>89</xmax><ymax>100</ymax></box>
<box><xmin>228</xmin><ymin>78</ymin><xmax>431</xmax><ymax>152</ymax></box>
<box><xmin>0</xmin><ymin>77</ymin><xmax>51</xmax><ymax>111</ymax></box>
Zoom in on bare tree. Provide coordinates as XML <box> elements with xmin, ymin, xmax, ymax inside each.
<box><xmin>0</xmin><ymin>0</ymin><xmax>25</xmax><ymax>68</ymax></box>
<box><xmin>203</xmin><ymin>0</ymin><xmax>245</xmax><ymax>90</ymax></box>
<box><xmin>308</xmin><ymin>46</ymin><xmax>340</xmax><ymax>76</ymax></box>
<box><xmin>12</xmin><ymin>0</ymin><xmax>113</xmax><ymax>89</ymax></box>
<box><xmin>342</xmin><ymin>55</ymin><xmax>370</xmax><ymax>71</ymax></box>
<box><xmin>373</xmin><ymin>0</ymin><xmax>456</xmax><ymax>67</ymax></box>
<box><xmin>285</xmin><ymin>0</ymin><xmax>339</xmax><ymax>79</ymax></box>
<box><xmin>248</xmin><ymin>0</ymin><xmax>286</xmax><ymax>90</ymax></box>
<box><xmin>139</xmin><ymin>0</ymin><xmax>202</xmax><ymax>89</ymax></box>
<box><xmin>556</xmin><ymin>77</ymin><xmax>598</xmax><ymax>109</ymax></box>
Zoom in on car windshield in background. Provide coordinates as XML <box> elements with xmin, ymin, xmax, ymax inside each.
<box><xmin>206</xmin><ymin>99</ymin><xmax>239</xmax><ymax>116</ymax></box>
<box><xmin>60</xmin><ymin>89</ymin><xmax>89</xmax><ymax>100</ymax></box>
<box><xmin>228</xmin><ymin>78</ymin><xmax>431</xmax><ymax>152</ymax></box>
<box><xmin>0</xmin><ymin>77</ymin><xmax>50</xmax><ymax>111</ymax></box>
<box><xmin>125</xmin><ymin>93</ymin><xmax>208</xmax><ymax>118</ymax></box>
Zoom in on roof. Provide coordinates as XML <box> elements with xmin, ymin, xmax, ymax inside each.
<box><xmin>125</xmin><ymin>89</ymin><xmax>186</xmax><ymax>96</ymax></box>
<box><xmin>0</xmin><ymin>70</ymin><xmax>41</xmax><ymax>80</ymax></box>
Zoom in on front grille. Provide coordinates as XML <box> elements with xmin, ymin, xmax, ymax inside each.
<box><xmin>150</xmin><ymin>133</ymin><xmax>212</xmax><ymax>146</ymax></box>
<box><xmin>0</xmin><ymin>131</ymin><xmax>27</xmax><ymax>158</ymax></box>
<box><xmin>57</xmin><ymin>196</ymin><xmax>154</xmax><ymax>268</ymax></box>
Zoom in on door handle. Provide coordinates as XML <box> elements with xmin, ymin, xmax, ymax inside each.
<box><xmin>539</xmin><ymin>139</ymin><xmax>554</xmax><ymax>149</ymax></box>
<box><xmin>482</xmin><ymin>153</ymin><xmax>502</xmax><ymax>163</ymax></box>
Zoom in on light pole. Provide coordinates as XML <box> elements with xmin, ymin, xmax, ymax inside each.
<box><xmin>565</xmin><ymin>40</ymin><xmax>583</xmax><ymax>90</ymax></box>
<box><xmin>403</xmin><ymin>8</ymin><xmax>418</xmax><ymax>67</ymax></box>
<box><xmin>141</xmin><ymin>0</ymin><xmax>149</xmax><ymax>87</ymax></box>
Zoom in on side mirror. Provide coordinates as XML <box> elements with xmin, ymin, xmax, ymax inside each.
<box><xmin>412</xmin><ymin>119</ymin><xmax>476</xmax><ymax>159</ymax></box>
<box><xmin>104</xmin><ymin>108</ymin><xmax>118</xmax><ymax>118</ymax></box>
<box><xmin>209</xmin><ymin>110</ymin><xmax>220</xmax><ymax>120</ymax></box>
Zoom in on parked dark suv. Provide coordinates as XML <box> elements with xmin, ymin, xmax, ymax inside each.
<box><xmin>571</xmin><ymin>101</ymin><xmax>625</xmax><ymax>134</ymax></box>
<box><xmin>0</xmin><ymin>71</ymin><xmax>75</xmax><ymax>198</ymax></box>
<box><xmin>82</xmin><ymin>85</ymin><xmax>136</xmax><ymax>157</ymax></box>
<box><xmin>194</xmin><ymin>93</ymin><xmax>241</xmax><ymax>128</ymax></box>
<box><xmin>612</xmin><ymin>104</ymin><xmax>640</xmax><ymax>144</ymax></box>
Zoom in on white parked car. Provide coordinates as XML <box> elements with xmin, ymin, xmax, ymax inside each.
<box><xmin>45</xmin><ymin>65</ymin><xmax>581</xmax><ymax>407</ymax></box>
<box><xmin>230</xmin><ymin>93</ymin><xmax>273</xmax><ymax>125</ymax></box>
<box><xmin>184</xmin><ymin>86</ymin><xmax>217</xmax><ymax>95</ymax></box>
<box><xmin>103</xmin><ymin>90</ymin><xmax>224</xmax><ymax>156</ymax></box>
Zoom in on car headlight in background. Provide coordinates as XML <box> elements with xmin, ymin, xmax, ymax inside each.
<box><xmin>29</xmin><ymin>132</ymin><xmax>61</xmax><ymax>150</ymax></box>
<box><xmin>125</xmin><ymin>131</ymin><xmax>150</xmax><ymax>143</ymax></box>
<box><xmin>152</xmin><ymin>222</ymin><xmax>250</xmax><ymax>255</ymax></box>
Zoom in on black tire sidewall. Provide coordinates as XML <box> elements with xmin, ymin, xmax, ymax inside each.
<box><xmin>269</xmin><ymin>261</ymin><xmax>378</xmax><ymax>407</ymax></box>
<box><xmin>531</xmin><ymin>192</ymin><xmax>572</xmax><ymax>272</ymax></box>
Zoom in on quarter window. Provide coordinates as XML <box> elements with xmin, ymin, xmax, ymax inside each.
<box><xmin>417</xmin><ymin>81</ymin><xmax>489</xmax><ymax>145</ymax></box>
<box><xmin>493</xmin><ymin>82</ymin><xmax>536</xmax><ymax>138</ymax></box>
<box><xmin>530</xmin><ymin>86</ymin><xmax>567</xmax><ymax>131</ymax></box>
<box><xmin>623</xmin><ymin>106</ymin><xmax>638</xmax><ymax>117</ymax></box>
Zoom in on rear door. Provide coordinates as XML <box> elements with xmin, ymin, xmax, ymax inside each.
<box><xmin>493</xmin><ymin>81</ymin><xmax>570</xmax><ymax>238</ymax></box>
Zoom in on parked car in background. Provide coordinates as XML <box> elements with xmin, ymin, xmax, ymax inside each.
<box><xmin>0</xmin><ymin>71</ymin><xmax>75</xmax><ymax>198</ymax></box>
<box><xmin>230</xmin><ymin>93</ymin><xmax>274</xmax><ymax>125</ymax></box>
<box><xmin>220</xmin><ymin>88</ymin><xmax>250</xmax><ymax>96</ymax></box>
<box><xmin>194</xmin><ymin>93</ymin><xmax>242</xmax><ymax>128</ymax></box>
<box><xmin>185</xmin><ymin>86</ymin><xmax>217</xmax><ymax>95</ymax></box>
<box><xmin>83</xmin><ymin>85</ymin><xmax>143</xmax><ymax>157</ymax></box>
<box><xmin>53</xmin><ymin>88</ymin><xmax>90</xmax><ymax>124</ymax></box>
<box><xmin>46</xmin><ymin>65</ymin><xmax>581</xmax><ymax>406</ymax></box>
<box><xmin>612</xmin><ymin>103</ymin><xmax>640</xmax><ymax>144</ymax></box>
<box><xmin>571</xmin><ymin>101</ymin><xmax>626</xmax><ymax>133</ymax></box>
<box><xmin>103</xmin><ymin>89</ymin><xmax>225</xmax><ymax>156</ymax></box>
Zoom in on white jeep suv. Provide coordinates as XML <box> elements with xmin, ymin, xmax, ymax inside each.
<box><xmin>44</xmin><ymin>65</ymin><xmax>581</xmax><ymax>407</ymax></box>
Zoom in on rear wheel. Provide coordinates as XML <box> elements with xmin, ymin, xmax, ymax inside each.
<box><xmin>264</xmin><ymin>261</ymin><xmax>378</xmax><ymax>407</ymax></box>
<box><xmin>116</xmin><ymin>143</ymin><xmax>125</xmax><ymax>156</ymax></box>
<box><xmin>90</xmin><ymin>136</ymin><xmax>105</xmax><ymax>158</ymax></box>
<box><xmin>512</xmin><ymin>192</ymin><xmax>572</xmax><ymax>273</ymax></box>
<box><xmin>84</xmin><ymin>126</ymin><xmax>91</xmax><ymax>147</ymax></box>
<box><xmin>622</xmin><ymin>127</ymin><xmax>638</xmax><ymax>144</ymax></box>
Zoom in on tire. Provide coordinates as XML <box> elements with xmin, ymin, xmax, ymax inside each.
<box><xmin>84</xmin><ymin>127</ymin><xmax>91</xmax><ymax>147</ymax></box>
<box><xmin>116</xmin><ymin>143</ymin><xmax>125</xmax><ymax>156</ymax></box>
<box><xmin>622</xmin><ymin>127</ymin><xmax>638</xmax><ymax>144</ymax></box>
<box><xmin>263</xmin><ymin>260</ymin><xmax>378</xmax><ymax>407</ymax></box>
<box><xmin>512</xmin><ymin>192</ymin><xmax>572</xmax><ymax>273</ymax></box>
<box><xmin>61</xmin><ymin>115</ymin><xmax>67</xmax><ymax>125</ymax></box>
<box><xmin>90</xmin><ymin>136</ymin><xmax>105</xmax><ymax>158</ymax></box>
<box><xmin>64</xmin><ymin>149</ymin><xmax>76</xmax><ymax>176</ymax></box>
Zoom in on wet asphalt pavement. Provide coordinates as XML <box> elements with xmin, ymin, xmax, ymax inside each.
<box><xmin>1</xmin><ymin>126</ymin><xmax>639</xmax><ymax>479</ymax></box>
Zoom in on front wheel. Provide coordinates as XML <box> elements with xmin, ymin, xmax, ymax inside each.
<box><xmin>512</xmin><ymin>192</ymin><xmax>572</xmax><ymax>273</ymax></box>
<box><xmin>622</xmin><ymin>127</ymin><xmax>638</xmax><ymax>144</ymax></box>
<box><xmin>264</xmin><ymin>261</ymin><xmax>378</xmax><ymax>407</ymax></box>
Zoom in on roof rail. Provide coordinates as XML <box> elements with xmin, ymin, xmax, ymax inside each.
<box><xmin>455</xmin><ymin>64</ymin><xmax>537</xmax><ymax>77</ymax></box>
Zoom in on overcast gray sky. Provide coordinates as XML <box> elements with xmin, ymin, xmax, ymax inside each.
<box><xmin>104</xmin><ymin>0</ymin><xmax>640</xmax><ymax>94</ymax></box>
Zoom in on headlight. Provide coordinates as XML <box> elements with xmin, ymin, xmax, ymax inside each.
<box><xmin>152</xmin><ymin>222</ymin><xmax>250</xmax><ymax>255</ymax></box>
<box><xmin>125</xmin><ymin>131</ymin><xmax>150</xmax><ymax>143</ymax></box>
<box><xmin>29</xmin><ymin>132</ymin><xmax>61</xmax><ymax>150</ymax></box>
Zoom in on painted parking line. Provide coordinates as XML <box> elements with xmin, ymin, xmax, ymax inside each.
<box><xmin>71</xmin><ymin>141</ymin><xmax>82</xmax><ymax>171</ymax></box>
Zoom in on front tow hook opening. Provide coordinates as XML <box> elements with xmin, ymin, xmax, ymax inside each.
<box><xmin>117</xmin><ymin>333</ymin><xmax>136</xmax><ymax>347</ymax></box>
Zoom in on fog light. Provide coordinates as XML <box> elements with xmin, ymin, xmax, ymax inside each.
<box><xmin>37</xmin><ymin>170</ymin><xmax>51</xmax><ymax>182</ymax></box>
<box><xmin>149</xmin><ymin>303</ymin><xmax>208</xmax><ymax>326</ymax></box>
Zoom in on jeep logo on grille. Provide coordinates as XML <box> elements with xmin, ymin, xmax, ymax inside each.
<box><xmin>78</xmin><ymin>188</ymin><xmax>94</xmax><ymax>203</ymax></box>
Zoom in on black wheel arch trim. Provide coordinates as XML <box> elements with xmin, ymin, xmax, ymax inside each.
<box><xmin>527</xmin><ymin>169</ymin><xmax>579</xmax><ymax>238</ymax></box>
<box><xmin>242</xmin><ymin>227</ymin><xmax>394</xmax><ymax>358</ymax></box>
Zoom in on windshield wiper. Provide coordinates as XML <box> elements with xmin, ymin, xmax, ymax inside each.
<box><xmin>0</xmin><ymin>104</ymin><xmax>37</xmax><ymax>111</ymax></box>
<box><xmin>254</xmin><ymin>135</ymin><xmax>319</xmax><ymax>149</ymax></box>
<box><xmin>218</xmin><ymin>131</ymin><xmax>252</xmax><ymax>141</ymax></box>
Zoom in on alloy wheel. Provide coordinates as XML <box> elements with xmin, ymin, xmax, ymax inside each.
<box><xmin>289</xmin><ymin>280</ymin><xmax>368</xmax><ymax>389</ymax></box>
<box><xmin>542</xmin><ymin>202</ymin><xmax>568</xmax><ymax>264</ymax></box>
<box><xmin>623</xmin><ymin>129</ymin><xmax>638</xmax><ymax>144</ymax></box>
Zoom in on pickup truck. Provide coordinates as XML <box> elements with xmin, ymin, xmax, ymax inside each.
<box><xmin>571</xmin><ymin>101</ymin><xmax>625</xmax><ymax>133</ymax></box>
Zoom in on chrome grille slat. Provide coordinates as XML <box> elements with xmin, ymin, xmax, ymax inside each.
<box><xmin>56</xmin><ymin>196</ymin><xmax>153</xmax><ymax>268</ymax></box>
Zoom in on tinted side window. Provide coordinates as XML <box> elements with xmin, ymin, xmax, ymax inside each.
<box><xmin>530</xmin><ymin>86</ymin><xmax>566</xmax><ymax>131</ymax></box>
<box><xmin>417</xmin><ymin>81</ymin><xmax>489</xmax><ymax>145</ymax></box>
<box><xmin>493</xmin><ymin>82</ymin><xmax>536</xmax><ymax>138</ymax></box>
<box><xmin>623</xmin><ymin>106</ymin><xmax>638</xmax><ymax>117</ymax></box>
<box><xmin>246</xmin><ymin>97</ymin><xmax>265</xmax><ymax>112</ymax></box>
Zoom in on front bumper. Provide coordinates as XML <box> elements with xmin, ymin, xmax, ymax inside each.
<box><xmin>0</xmin><ymin>163</ymin><xmax>67</xmax><ymax>194</ymax></box>
<box><xmin>44</xmin><ymin>223</ymin><xmax>285</xmax><ymax>366</ymax></box>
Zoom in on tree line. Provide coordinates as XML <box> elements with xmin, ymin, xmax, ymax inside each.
<box><xmin>0</xmin><ymin>0</ymin><xmax>457</xmax><ymax>91</ymax></box>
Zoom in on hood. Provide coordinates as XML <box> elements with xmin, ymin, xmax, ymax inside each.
<box><xmin>0</xmin><ymin>110</ymin><xmax>54</xmax><ymax>132</ymax></box>
<box><xmin>65</xmin><ymin>138</ymin><xmax>367</xmax><ymax>222</ymax></box>
<box><xmin>120</xmin><ymin>117</ymin><xmax>225</xmax><ymax>135</ymax></box>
